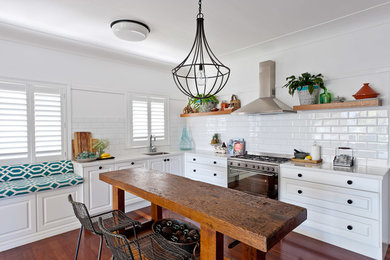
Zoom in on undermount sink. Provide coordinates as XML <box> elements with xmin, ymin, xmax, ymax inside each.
<box><xmin>143</xmin><ymin>152</ymin><xmax>170</xmax><ymax>156</ymax></box>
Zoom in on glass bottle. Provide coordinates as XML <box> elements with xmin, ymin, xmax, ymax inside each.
<box><xmin>320</xmin><ymin>88</ymin><xmax>332</xmax><ymax>104</ymax></box>
<box><xmin>180</xmin><ymin>126</ymin><xmax>192</xmax><ymax>150</ymax></box>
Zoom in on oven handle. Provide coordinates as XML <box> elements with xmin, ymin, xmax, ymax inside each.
<box><xmin>228</xmin><ymin>166</ymin><xmax>275</xmax><ymax>177</ymax></box>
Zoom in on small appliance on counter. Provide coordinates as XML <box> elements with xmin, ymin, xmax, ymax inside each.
<box><xmin>333</xmin><ymin>147</ymin><xmax>354</xmax><ymax>167</ymax></box>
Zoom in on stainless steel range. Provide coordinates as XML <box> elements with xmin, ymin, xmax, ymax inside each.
<box><xmin>227</xmin><ymin>154</ymin><xmax>290</xmax><ymax>199</ymax></box>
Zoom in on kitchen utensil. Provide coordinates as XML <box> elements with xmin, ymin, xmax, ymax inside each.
<box><xmin>333</xmin><ymin>147</ymin><xmax>354</xmax><ymax>167</ymax></box>
<box><xmin>72</xmin><ymin>132</ymin><xmax>95</xmax><ymax>159</ymax></box>
<box><xmin>294</xmin><ymin>149</ymin><xmax>309</xmax><ymax>159</ymax></box>
<box><xmin>291</xmin><ymin>158</ymin><xmax>322</xmax><ymax>164</ymax></box>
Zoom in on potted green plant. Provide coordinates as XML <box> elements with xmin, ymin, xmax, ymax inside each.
<box><xmin>283</xmin><ymin>72</ymin><xmax>325</xmax><ymax>105</ymax></box>
<box><xmin>93</xmin><ymin>138</ymin><xmax>110</xmax><ymax>157</ymax></box>
<box><xmin>188</xmin><ymin>94</ymin><xmax>219</xmax><ymax>112</ymax></box>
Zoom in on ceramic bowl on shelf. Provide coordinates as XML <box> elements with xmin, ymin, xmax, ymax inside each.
<box><xmin>352</xmin><ymin>83</ymin><xmax>379</xmax><ymax>100</ymax></box>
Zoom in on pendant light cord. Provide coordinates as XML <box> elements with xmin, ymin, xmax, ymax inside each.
<box><xmin>198</xmin><ymin>0</ymin><xmax>204</xmax><ymax>18</ymax></box>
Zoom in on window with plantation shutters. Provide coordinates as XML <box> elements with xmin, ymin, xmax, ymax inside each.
<box><xmin>0</xmin><ymin>80</ymin><xmax>67</xmax><ymax>164</ymax></box>
<box><xmin>34</xmin><ymin>87</ymin><xmax>63</xmax><ymax>158</ymax></box>
<box><xmin>129</xmin><ymin>95</ymin><xmax>168</xmax><ymax>147</ymax></box>
<box><xmin>0</xmin><ymin>82</ymin><xmax>28</xmax><ymax>161</ymax></box>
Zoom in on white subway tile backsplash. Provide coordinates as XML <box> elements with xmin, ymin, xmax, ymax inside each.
<box><xmin>339</xmin><ymin>119</ymin><xmax>357</xmax><ymax>126</ymax></box>
<box><xmin>348</xmin><ymin>126</ymin><xmax>366</xmax><ymax>133</ymax></box>
<box><xmin>358</xmin><ymin>118</ymin><xmax>377</xmax><ymax>125</ymax></box>
<box><xmin>187</xmin><ymin>108</ymin><xmax>389</xmax><ymax>166</ymax></box>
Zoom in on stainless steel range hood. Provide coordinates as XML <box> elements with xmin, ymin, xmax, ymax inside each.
<box><xmin>233</xmin><ymin>60</ymin><xmax>295</xmax><ymax>115</ymax></box>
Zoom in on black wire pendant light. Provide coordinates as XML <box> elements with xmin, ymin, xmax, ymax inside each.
<box><xmin>172</xmin><ymin>0</ymin><xmax>230</xmax><ymax>99</ymax></box>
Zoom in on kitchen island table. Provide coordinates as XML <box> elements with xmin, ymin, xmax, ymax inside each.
<box><xmin>100</xmin><ymin>168</ymin><xmax>306</xmax><ymax>260</ymax></box>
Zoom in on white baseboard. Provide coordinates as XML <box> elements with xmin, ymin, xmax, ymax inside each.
<box><xmin>0</xmin><ymin>221</ymin><xmax>80</xmax><ymax>252</ymax></box>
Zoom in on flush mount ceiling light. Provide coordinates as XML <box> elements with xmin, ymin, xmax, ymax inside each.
<box><xmin>172</xmin><ymin>0</ymin><xmax>230</xmax><ymax>99</ymax></box>
<box><xmin>110</xmin><ymin>20</ymin><xmax>150</xmax><ymax>42</ymax></box>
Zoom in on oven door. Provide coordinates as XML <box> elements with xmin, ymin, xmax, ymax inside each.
<box><xmin>228</xmin><ymin>166</ymin><xmax>277</xmax><ymax>199</ymax></box>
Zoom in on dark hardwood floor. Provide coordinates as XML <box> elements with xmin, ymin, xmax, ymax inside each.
<box><xmin>0</xmin><ymin>206</ymin><xmax>388</xmax><ymax>260</ymax></box>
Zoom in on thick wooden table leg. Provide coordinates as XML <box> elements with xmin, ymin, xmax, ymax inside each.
<box><xmin>151</xmin><ymin>203</ymin><xmax>162</xmax><ymax>222</ymax></box>
<box><xmin>242</xmin><ymin>244</ymin><xmax>266</xmax><ymax>260</ymax></box>
<box><xmin>200</xmin><ymin>224</ymin><xmax>224</xmax><ymax>260</ymax></box>
<box><xmin>112</xmin><ymin>186</ymin><xmax>124</xmax><ymax>212</ymax></box>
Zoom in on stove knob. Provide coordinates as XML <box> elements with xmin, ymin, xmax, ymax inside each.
<box><xmin>245</xmin><ymin>164</ymin><xmax>248</xmax><ymax>167</ymax></box>
<box><xmin>262</xmin><ymin>166</ymin><xmax>266</xmax><ymax>171</ymax></box>
<box><xmin>230</xmin><ymin>162</ymin><xmax>233</xmax><ymax>166</ymax></box>
<box><xmin>252</xmin><ymin>165</ymin><xmax>255</xmax><ymax>169</ymax></box>
<box><xmin>266</xmin><ymin>167</ymin><xmax>270</xmax><ymax>171</ymax></box>
<box><xmin>238</xmin><ymin>163</ymin><xmax>240</xmax><ymax>166</ymax></box>
<box><xmin>271</xmin><ymin>168</ymin><xmax>275</xmax><ymax>172</ymax></box>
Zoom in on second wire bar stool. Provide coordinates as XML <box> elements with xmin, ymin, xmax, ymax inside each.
<box><xmin>68</xmin><ymin>194</ymin><xmax>141</xmax><ymax>260</ymax></box>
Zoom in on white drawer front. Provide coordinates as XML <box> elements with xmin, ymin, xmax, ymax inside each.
<box><xmin>185</xmin><ymin>163</ymin><xmax>227</xmax><ymax>187</ymax></box>
<box><xmin>280</xmin><ymin>178</ymin><xmax>379</xmax><ymax>219</ymax></box>
<box><xmin>282</xmin><ymin>198</ymin><xmax>380</xmax><ymax>247</ymax></box>
<box><xmin>281</xmin><ymin>167</ymin><xmax>380</xmax><ymax>192</ymax></box>
<box><xmin>186</xmin><ymin>154</ymin><xmax>227</xmax><ymax>168</ymax></box>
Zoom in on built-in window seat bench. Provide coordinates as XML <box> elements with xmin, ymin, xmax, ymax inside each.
<box><xmin>0</xmin><ymin>160</ymin><xmax>84</xmax><ymax>251</ymax></box>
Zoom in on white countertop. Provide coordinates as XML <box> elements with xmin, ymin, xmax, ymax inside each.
<box><xmin>281</xmin><ymin>162</ymin><xmax>389</xmax><ymax>179</ymax></box>
<box><xmin>72</xmin><ymin>148</ymin><xmax>229</xmax><ymax>167</ymax></box>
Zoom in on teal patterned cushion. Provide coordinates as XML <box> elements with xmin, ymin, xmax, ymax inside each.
<box><xmin>0</xmin><ymin>173</ymin><xmax>83</xmax><ymax>198</ymax></box>
<box><xmin>0</xmin><ymin>160</ymin><xmax>73</xmax><ymax>182</ymax></box>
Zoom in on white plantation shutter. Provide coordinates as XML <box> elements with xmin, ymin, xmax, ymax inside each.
<box><xmin>0</xmin><ymin>80</ymin><xmax>66</xmax><ymax>164</ymax></box>
<box><xmin>0</xmin><ymin>82</ymin><xmax>28</xmax><ymax>161</ymax></box>
<box><xmin>129</xmin><ymin>95</ymin><xmax>168</xmax><ymax>147</ymax></box>
<box><xmin>151</xmin><ymin>99</ymin><xmax>166</xmax><ymax>141</ymax></box>
<box><xmin>131</xmin><ymin>99</ymin><xmax>149</xmax><ymax>143</ymax></box>
<box><xmin>34</xmin><ymin>87</ymin><xmax>63</xmax><ymax>158</ymax></box>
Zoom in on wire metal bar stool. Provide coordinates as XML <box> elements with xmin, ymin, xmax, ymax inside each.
<box><xmin>98</xmin><ymin>217</ymin><xmax>194</xmax><ymax>260</ymax></box>
<box><xmin>68</xmin><ymin>194</ymin><xmax>141</xmax><ymax>260</ymax></box>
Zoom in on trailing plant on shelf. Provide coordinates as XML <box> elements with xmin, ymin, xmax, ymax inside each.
<box><xmin>283</xmin><ymin>72</ymin><xmax>325</xmax><ymax>105</ymax></box>
<box><xmin>188</xmin><ymin>94</ymin><xmax>219</xmax><ymax>112</ymax></box>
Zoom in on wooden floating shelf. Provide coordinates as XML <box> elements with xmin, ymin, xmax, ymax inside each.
<box><xmin>180</xmin><ymin>109</ymin><xmax>237</xmax><ymax>117</ymax></box>
<box><xmin>293</xmin><ymin>99</ymin><xmax>381</xmax><ymax>111</ymax></box>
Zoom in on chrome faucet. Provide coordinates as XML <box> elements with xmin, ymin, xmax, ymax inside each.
<box><xmin>148</xmin><ymin>135</ymin><xmax>157</xmax><ymax>153</ymax></box>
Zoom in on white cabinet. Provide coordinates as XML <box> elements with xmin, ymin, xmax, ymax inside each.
<box><xmin>185</xmin><ymin>153</ymin><xmax>227</xmax><ymax>187</ymax></box>
<box><xmin>279</xmin><ymin>164</ymin><xmax>388</xmax><ymax>260</ymax></box>
<box><xmin>149</xmin><ymin>155</ymin><xmax>183</xmax><ymax>176</ymax></box>
<box><xmin>0</xmin><ymin>194</ymin><xmax>36</xmax><ymax>243</ymax></box>
<box><xmin>115</xmin><ymin>160</ymin><xmax>149</xmax><ymax>212</ymax></box>
<box><xmin>37</xmin><ymin>186</ymin><xmax>82</xmax><ymax>231</ymax></box>
<box><xmin>84</xmin><ymin>163</ymin><xmax>115</xmax><ymax>215</ymax></box>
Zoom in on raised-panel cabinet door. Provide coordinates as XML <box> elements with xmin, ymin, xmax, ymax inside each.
<box><xmin>86</xmin><ymin>164</ymin><xmax>114</xmax><ymax>215</ymax></box>
<box><xmin>115</xmin><ymin>161</ymin><xmax>147</xmax><ymax>207</ymax></box>
<box><xmin>36</xmin><ymin>186</ymin><xmax>82</xmax><ymax>231</ymax></box>
<box><xmin>149</xmin><ymin>158</ymin><xmax>165</xmax><ymax>172</ymax></box>
<box><xmin>0</xmin><ymin>194</ymin><xmax>36</xmax><ymax>244</ymax></box>
<box><xmin>166</xmin><ymin>156</ymin><xmax>183</xmax><ymax>176</ymax></box>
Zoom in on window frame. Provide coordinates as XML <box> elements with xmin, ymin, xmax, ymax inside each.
<box><xmin>127</xmin><ymin>93</ymin><xmax>169</xmax><ymax>148</ymax></box>
<box><xmin>0</xmin><ymin>78</ymin><xmax>68</xmax><ymax>165</ymax></box>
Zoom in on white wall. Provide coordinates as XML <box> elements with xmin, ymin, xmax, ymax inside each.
<box><xmin>189</xmin><ymin>19</ymin><xmax>390</xmax><ymax>167</ymax></box>
<box><xmin>0</xmin><ymin>36</ymin><xmax>186</xmax><ymax>156</ymax></box>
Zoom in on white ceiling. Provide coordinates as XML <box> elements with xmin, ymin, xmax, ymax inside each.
<box><xmin>0</xmin><ymin>0</ymin><xmax>389</xmax><ymax>64</ymax></box>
